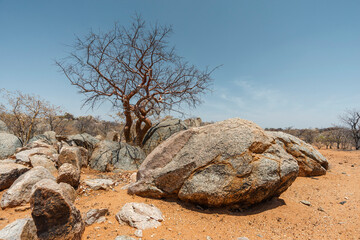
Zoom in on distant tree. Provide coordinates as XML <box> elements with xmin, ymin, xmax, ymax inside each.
<box><xmin>57</xmin><ymin>16</ymin><xmax>216</xmax><ymax>145</ymax></box>
<box><xmin>340</xmin><ymin>109</ymin><xmax>360</xmax><ymax>150</ymax></box>
<box><xmin>0</xmin><ymin>89</ymin><xmax>63</xmax><ymax>144</ymax></box>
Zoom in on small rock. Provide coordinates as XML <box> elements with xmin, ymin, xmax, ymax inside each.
<box><xmin>14</xmin><ymin>206</ymin><xmax>31</xmax><ymax>212</ymax></box>
<box><xmin>0</xmin><ymin>218</ymin><xmax>37</xmax><ymax>240</ymax></box>
<box><xmin>300</xmin><ymin>200</ymin><xmax>311</xmax><ymax>206</ymax></box>
<box><xmin>83</xmin><ymin>179</ymin><xmax>114</xmax><ymax>190</ymax></box>
<box><xmin>206</xmin><ymin>236</ymin><xmax>213</xmax><ymax>240</ymax></box>
<box><xmin>351</xmin><ymin>164</ymin><xmax>355</xmax><ymax>167</ymax></box>
<box><xmin>317</xmin><ymin>207</ymin><xmax>325</xmax><ymax>212</ymax></box>
<box><xmin>339</xmin><ymin>201</ymin><xmax>347</xmax><ymax>205</ymax></box>
<box><xmin>84</xmin><ymin>208</ymin><xmax>109</xmax><ymax>225</ymax></box>
<box><xmin>57</xmin><ymin>163</ymin><xmax>81</xmax><ymax>188</ymax></box>
<box><xmin>115</xmin><ymin>236</ymin><xmax>137</xmax><ymax>240</ymax></box>
<box><xmin>134</xmin><ymin>229</ymin><xmax>143</xmax><ymax>238</ymax></box>
<box><xmin>238</xmin><ymin>238</ymin><xmax>250</xmax><ymax>240</ymax></box>
<box><xmin>257</xmin><ymin>234</ymin><xmax>263</xmax><ymax>238</ymax></box>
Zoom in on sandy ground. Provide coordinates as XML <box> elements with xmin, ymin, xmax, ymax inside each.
<box><xmin>0</xmin><ymin>149</ymin><xmax>359</xmax><ymax>240</ymax></box>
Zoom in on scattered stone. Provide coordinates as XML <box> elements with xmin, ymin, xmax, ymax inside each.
<box><xmin>14</xmin><ymin>206</ymin><xmax>31</xmax><ymax>212</ymax></box>
<box><xmin>89</xmin><ymin>140</ymin><xmax>145</xmax><ymax>172</ymax></box>
<box><xmin>339</xmin><ymin>201</ymin><xmax>347</xmax><ymax>205</ymax></box>
<box><xmin>0</xmin><ymin>162</ymin><xmax>29</xmax><ymax>191</ymax></box>
<box><xmin>206</xmin><ymin>236</ymin><xmax>213</xmax><ymax>240</ymax></box>
<box><xmin>142</xmin><ymin>117</ymin><xmax>188</xmax><ymax>155</ymax></box>
<box><xmin>317</xmin><ymin>207</ymin><xmax>325</xmax><ymax>212</ymax></box>
<box><xmin>1</xmin><ymin>166</ymin><xmax>55</xmax><ymax>209</ymax></box>
<box><xmin>0</xmin><ymin>218</ymin><xmax>37</xmax><ymax>240</ymax></box>
<box><xmin>57</xmin><ymin>163</ymin><xmax>81</xmax><ymax>188</ymax></box>
<box><xmin>58</xmin><ymin>146</ymin><xmax>82</xmax><ymax>169</ymax></box>
<box><xmin>84</xmin><ymin>208</ymin><xmax>109</xmax><ymax>225</ymax></box>
<box><xmin>29</xmin><ymin>154</ymin><xmax>57</xmax><ymax>174</ymax></box>
<box><xmin>300</xmin><ymin>200</ymin><xmax>311</xmax><ymax>206</ymax></box>
<box><xmin>0</xmin><ymin>133</ymin><xmax>22</xmax><ymax>160</ymax></box>
<box><xmin>83</xmin><ymin>179</ymin><xmax>115</xmax><ymax>190</ymax></box>
<box><xmin>116</xmin><ymin>202</ymin><xmax>163</xmax><ymax>230</ymax></box>
<box><xmin>30</xmin><ymin>179</ymin><xmax>85</xmax><ymax>240</ymax></box>
<box><xmin>257</xmin><ymin>234</ymin><xmax>263</xmax><ymax>238</ymax></box>
<box><xmin>134</xmin><ymin>229</ymin><xmax>143</xmax><ymax>238</ymax></box>
<box><xmin>238</xmin><ymin>238</ymin><xmax>250</xmax><ymax>240</ymax></box>
<box><xmin>267</xmin><ymin>131</ymin><xmax>329</xmax><ymax>176</ymax></box>
<box><xmin>59</xmin><ymin>182</ymin><xmax>77</xmax><ymax>203</ymax></box>
<box><xmin>129</xmin><ymin>118</ymin><xmax>299</xmax><ymax>207</ymax></box>
<box><xmin>351</xmin><ymin>164</ymin><xmax>355</xmax><ymax>167</ymax></box>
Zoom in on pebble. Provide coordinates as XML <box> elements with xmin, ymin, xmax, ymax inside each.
<box><xmin>300</xmin><ymin>200</ymin><xmax>311</xmax><ymax>206</ymax></box>
<box><xmin>135</xmin><ymin>230</ymin><xmax>143</xmax><ymax>238</ymax></box>
<box><xmin>339</xmin><ymin>201</ymin><xmax>347</xmax><ymax>205</ymax></box>
<box><xmin>317</xmin><ymin>207</ymin><xmax>325</xmax><ymax>212</ymax></box>
<box><xmin>206</xmin><ymin>236</ymin><xmax>213</xmax><ymax>240</ymax></box>
<box><xmin>238</xmin><ymin>238</ymin><xmax>250</xmax><ymax>240</ymax></box>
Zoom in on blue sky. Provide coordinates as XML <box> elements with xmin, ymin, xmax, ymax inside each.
<box><xmin>0</xmin><ymin>0</ymin><xmax>359</xmax><ymax>128</ymax></box>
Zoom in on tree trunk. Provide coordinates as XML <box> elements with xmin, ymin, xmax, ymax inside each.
<box><xmin>135</xmin><ymin>118</ymin><xmax>152</xmax><ymax>146</ymax></box>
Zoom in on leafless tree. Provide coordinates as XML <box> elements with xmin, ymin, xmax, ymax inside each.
<box><xmin>56</xmin><ymin>16</ymin><xmax>216</xmax><ymax>145</ymax></box>
<box><xmin>0</xmin><ymin>89</ymin><xmax>63</xmax><ymax>144</ymax></box>
<box><xmin>340</xmin><ymin>109</ymin><xmax>360</xmax><ymax>150</ymax></box>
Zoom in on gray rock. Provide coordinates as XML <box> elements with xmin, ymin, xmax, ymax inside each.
<box><xmin>83</xmin><ymin>179</ymin><xmax>115</xmax><ymax>190</ymax></box>
<box><xmin>0</xmin><ymin>120</ymin><xmax>9</xmax><ymax>133</ymax></box>
<box><xmin>0</xmin><ymin>218</ymin><xmax>37</xmax><ymax>240</ymax></box>
<box><xmin>89</xmin><ymin>140</ymin><xmax>145</xmax><ymax>172</ymax></box>
<box><xmin>183</xmin><ymin>117</ymin><xmax>203</xmax><ymax>128</ymax></box>
<box><xmin>29</xmin><ymin>154</ymin><xmax>57</xmax><ymax>174</ymax></box>
<box><xmin>0</xmin><ymin>133</ymin><xmax>22</xmax><ymax>160</ymax></box>
<box><xmin>66</xmin><ymin>133</ymin><xmax>100</xmax><ymax>150</ymax></box>
<box><xmin>142</xmin><ymin>118</ymin><xmax>188</xmax><ymax>155</ymax></box>
<box><xmin>300</xmin><ymin>200</ymin><xmax>311</xmax><ymax>206</ymax></box>
<box><xmin>28</xmin><ymin>131</ymin><xmax>57</xmax><ymax>145</ymax></box>
<box><xmin>30</xmin><ymin>179</ymin><xmax>85</xmax><ymax>240</ymax></box>
<box><xmin>115</xmin><ymin>202</ymin><xmax>163</xmax><ymax>230</ymax></box>
<box><xmin>15</xmin><ymin>146</ymin><xmax>58</xmax><ymax>166</ymax></box>
<box><xmin>134</xmin><ymin>229</ymin><xmax>142</xmax><ymax>238</ymax></box>
<box><xmin>58</xmin><ymin>146</ymin><xmax>82</xmax><ymax>169</ymax></box>
<box><xmin>57</xmin><ymin>163</ymin><xmax>80</xmax><ymax>188</ymax></box>
<box><xmin>267</xmin><ymin>131</ymin><xmax>329</xmax><ymax>176</ymax></box>
<box><xmin>1</xmin><ymin>166</ymin><xmax>55</xmax><ymax>209</ymax></box>
<box><xmin>114</xmin><ymin>236</ymin><xmax>136</xmax><ymax>240</ymax></box>
<box><xmin>0</xmin><ymin>163</ymin><xmax>29</xmax><ymax>191</ymax></box>
<box><xmin>84</xmin><ymin>208</ymin><xmax>109</xmax><ymax>225</ymax></box>
<box><xmin>129</xmin><ymin>118</ymin><xmax>299</xmax><ymax>207</ymax></box>
<box><xmin>59</xmin><ymin>182</ymin><xmax>77</xmax><ymax>203</ymax></box>
<box><xmin>237</xmin><ymin>238</ymin><xmax>250</xmax><ymax>240</ymax></box>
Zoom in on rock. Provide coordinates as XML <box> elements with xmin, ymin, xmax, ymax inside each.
<box><xmin>1</xmin><ymin>166</ymin><xmax>55</xmax><ymax>209</ymax></box>
<box><xmin>29</xmin><ymin>155</ymin><xmax>57</xmax><ymax>174</ymax></box>
<box><xmin>129</xmin><ymin>118</ymin><xmax>299</xmax><ymax>207</ymax></box>
<box><xmin>339</xmin><ymin>201</ymin><xmax>347</xmax><ymax>205</ymax></box>
<box><xmin>114</xmin><ymin>236</ymin><xmax>136</xmax><ymax>240</ymax></box>
<box><xmin>184</xmin><ymin>117</ymin><xmax>203</xmax><ymax>128</ymax></box>
<box><xmin>78</xmin><ymin>147</ymin><xmax>89</xmax><ymax>168</ymax></box>
<box><xmin>106</xmin><ymin>131</ymin><xmax>120</xmax><ymax>142</ymax></box>
<box><xmin>59</xmin><ymin>182</ymin><xmax>77</xmax><ymax>203</ymax></box>
<box><xmin>115</xmin><ymin>202</ymin><xmax>163</xmax><ymax>230</ymax></box>
<box><xmin>58</xmin><ymin>146</ymin><xmax>82</xmax><ymax>169</ymax></box>
<box><xmin>0</xmin><ymin>133</ymin><xmax>22</xmax><ymax>160</ymax></box>
<box><xmin>300</xmin><ymin>200</ymin><xmax>311</xmax><ymax>206</ymax></box>
<box><xmin>83</xmin><ymin>179</ymin><xmax>115</xmax><ymax>190</ymax></box>
<box><xmin>134</xmin><ymin>229</ymin><xmax>143</xmax><ymax>238</ymax></box>
<box><xmin>15</xmin><ymin>146</ymin><xmax>58</xmax><ymax>166</ymax></box>
<box><xmin>84</xmin><ymin>208</ymin><xmax>109</xmax><ymax>225</ymax></box>
<box><xmin>89</xmin><ymin>140</ymin><xmax>145</xmax><ymax>172</ymax></box>
<box><xmin>0</xmin><ymin>218</ymin><xmax>37</xmax><ymax>240</ymax></box>
<box><xmin>0</xmin><ymin>120</ymin><xmax>9</xmax><ymax>133</ymax></box>
<box><xmin>142</xmin><ymin>118</ymin><xmax>188</xmax><ymax>155</ymax></box>
<box><xmin>30</xmin><ymin>179</ymin><xmax>85</xmax><ymax>240</ymax></box>
<box><xmin>266</xmin><ymin>131</ymin><xmax>329</xmax><ymax>176</ymax></box>
<box><xmin>0</xmin><ymin>163</ymin><xmax>30</xmax><ymax>191</ymax></box>
<box><xmin>66</xmin><ymin>133</ymin><xmax>100</xmax><ymax>150</ymax></box>
<box><xmin>57</xmin><ymin>163</ymin><xmax>80</xmax><ymax>188</ymax></box>
<box><xmin>28</xmin><ymin>131</ymin><xmax>57</xmax><ymax>145</ymax></box>
<box><xmin>237</xmin><ymin>237</ymin><xmax>250</xmax><ymax>240</ymax></box>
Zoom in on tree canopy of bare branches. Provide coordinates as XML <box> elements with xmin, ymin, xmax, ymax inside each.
<box><xmin>56</xmin><ymin>16</ymin><xmax>216</xmax><ymax>145</ymax></box>
<box><xmin>340</xmin><ymin>109</ymin><xmax>360</xmax><ymax>150</ymax></box>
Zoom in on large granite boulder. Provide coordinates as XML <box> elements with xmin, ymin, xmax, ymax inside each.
<box><xmin>29</xmin><ymin>154</ymin><xmax>57</xmax><ymax>175</ymax></box>
<box><xmin>15</xmin><ymin>144</ymin><xmax>58</xmax><ymax>166</ymax></box>
<box><xmin>28</xmin><ymin>131</ymin><xmax>57</xmax><ymax>145</ymax></box>
<box><xmin>57</xmin><ymin>163</ymin><xmax>80</xmax><ymax>188</ymax></box>
<box><xmin>60</xmin><ymin>133</ymin><xmax>100</xmax><ymax>150</ymax></box>
<box><xmin>129</xmin><ymin>118</ymin><xmax>299</xmax><ymax>207</ymax></box>
<box><xmin>30</xmin><ymin>179</ymin><xmax>85</xmax><ymax>240</ymax></box>
<box><xmin>0</xmin><ymin>120</ymin><xmax>9</xmax><ymax>133</ymax></box>
<box><xmin>266</xmin><ymin>131</ymin><xmax>329</xmax><ymax>176</ymax></box>
<box><xmin>58</xmin><ymin>146</ymin><xmax>82</xmax><ymax>169</ymax></box>
<box><xmin>142</xmin><ymin>118</ymin><xmax>188</xmax><ymax>155</ymax></box>
<box><xmin>1</xmin><ymin>166</ymin><xmax>55</xmax><ymax>209</ymax></box>
<box><xmin>89</xmin><ymin>140</ymin><xmax>145</xmax><ymax>172</ymax></box>
<box><xmin>0</xmin><ymin>162</ymin><xmax>30</xmax><ymax>191</ymax></box>
<box><xmin>0</xmin><ymin>133</ymin><xmax>22</xmax><ymax>159</ymax></box>
<box><xmin>0</xmin><ymin>218</ymin><xmax>37</xmax><ymax>240</ymax></box>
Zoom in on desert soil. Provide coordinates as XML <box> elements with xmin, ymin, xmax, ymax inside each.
<box><xmin>0</xmin><ymin>149</ymin><xmax>359</xmax><ymax>240</ymax></box>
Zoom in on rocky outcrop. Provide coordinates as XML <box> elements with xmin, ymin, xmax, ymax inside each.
<box><xmin>0</xmin><ymin>120</ymin><xmax>9</xmax><ymax>133</ymax></box>
<box><xmin>58</xmin><ymin>146</ymin><xmax>82</xmax><ymax>169</ymax></box>
<box><xmin>30</xmin><ymin>179</ymin><xmax>85</xmax><ymax>240</ymax></box>
<box><xmin>183</xmin><ymin>117</ymin><xmax>203</xmax><ymax>128</ymax></box>
<box><xmin>129</xmin><ymin>118</ymin><xmax>299</xmax><ymax>207</ymax></box>
<box><xmin>142</xmin><ymin>118</ymin><xmax>188</xmax><ymax>155</ymax></box>
<box><xmin>0</xmin><ymin>218</ymin><xmax>37</xmax><ymax>240</ymax></box>
<box><xmin>266</xmin><ymin>131</ymin><xmax>329</xmax><ymax>176</ymax></box>
<box><xmin>0</xmin><ymin>133</ymin><xmax>22</xmax><ymax>160</ymax></box>
<box><xmin>15</xmin><ymin>145</ymin><xmax>58</xmax><ymax>166</ymax></box>
<box><xmin>29</xmin><ymin>155</ymin><xmax>57</xmax><ymax>174</ymax></box>
<box><xmin>28</xmin><ymin>131</ymin><xmax>57</xmax><ymax>145</ymax></box>
<box><xmin>57</xmin><ymin>163</ymin><xmax>80</xmax><ymax>188</ymax></box>
<box><xmin>89</xmin><ymin>140</ymin><xmax>145</xmax><ymax>172</ymax></box>
<box><xmin>57</xmin><ymin>133</ymin><xmax>100</xmax><ymax>151</ymax></box>
<box><xmin>116</xmin><ymin>202</ymin><xmax>163</xmax><ymax>230</ymax></box>
<box><xmin>1</xmin><ymin>166</ymin><xmax>55</xmax><ymax>209</ymax></box>
<box><xmin>0</xmin><ymin>163</ymin><xmax>29</xmax><ymax>191</ymax></box>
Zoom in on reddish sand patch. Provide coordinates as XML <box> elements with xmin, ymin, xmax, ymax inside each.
<box><xmin>0</xmin><ymin>149</ymin><xmax>359</xmax><ymax>239</ymax></box>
